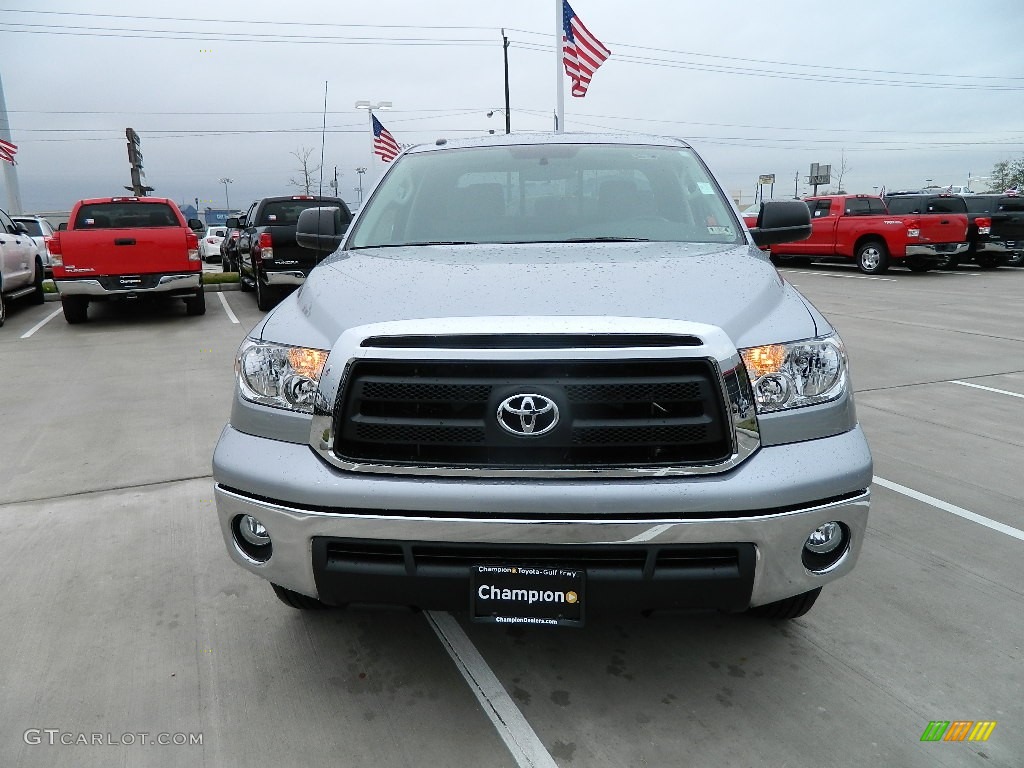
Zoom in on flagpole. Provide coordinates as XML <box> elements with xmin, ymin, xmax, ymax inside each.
<box><xmin>0</xmin><ymin>72</ymin><xmax>23</xmax><ymax>214</ymax></box>
<box><xmin>555</xmin><ymin>0</ymin><xmax>564</xmax><ymax>132</ymax></box>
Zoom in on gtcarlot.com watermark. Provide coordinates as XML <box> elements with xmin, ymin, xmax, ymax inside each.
<box><xmin>24</xmin><ymin>729</ymin><xmax>202</xmax><ymax>747</ymax></box>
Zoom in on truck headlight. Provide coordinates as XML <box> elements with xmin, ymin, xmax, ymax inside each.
<box><xmin>236</xmin><ymin>338</ymin><xmax>329</xmax><ymax>413</ymax></box>
<box><xmin>740</xmin><ymin>335</ymin><xmax>847</xmax><ymax>413</ymax></box>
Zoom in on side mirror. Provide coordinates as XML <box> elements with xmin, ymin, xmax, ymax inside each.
<box><xmin>296</xmin><ymin>206</ymin><xmax>345</xmax><ymax>251</ymax></box>
<box><xmin>225</xmin><ymin>217</ymin><xmax>240</xmax><ymax>228</ymax></box>
<box><xmin>58</xmin><ymin>222</ymin><xmax>68</xmax><ymax>231</ymax></box>
<box><xmin>749</xmin><ymin>201</ymin><xmax>812</xmax><ymax>247</ymax></box>
<box><xmin>187</xmin><ymin>218</ymin><xmax>204</xmax><ymax>232</ymax></box>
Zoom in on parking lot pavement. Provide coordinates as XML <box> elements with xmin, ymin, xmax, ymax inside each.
<box><xmin>1</xmin><ymin>267</ymin><xmax>1022</xmax><ymax>767</ymax></box>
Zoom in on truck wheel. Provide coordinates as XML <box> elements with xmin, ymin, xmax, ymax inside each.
<box><xmin>238</xmin><ymin>268</ymin><xmax>254</xmax><ymax>292</ymax></box>
<box><xmin>255</xmin><ymin>276</ymin><xmax>277</xmax><ymax>311</ymax></box>
<box><xmin>747</xmin><ymin>587</ymin><xmax>821</xmax><ymax>620</ymax></box>
<box><xmin>31</xmin><ymin>260</ymin><xmax>46</xmax><ymax>304</ymax></box>
<box><xmin>856</xmin><ymin>241</ymin><xmax>889</xmax><ymax>275</ymax></box>
<box><xmin>271</xmin><ymin>583</ymin><xmax>330</xmax><ymax>610</ymax></box>
<box><xmin>975</xmin><ymin>255</ymin><xmax>999</xmax><ymax>270</ymax></box>
<box><xmin>185</xmin><ymin>290</ymin><xmax>206</xmax><ymax>316</ymax></box>
<box><xmin>61</xmin><ymin>295</ymin><xmax>89</xmax><ymax>324</ymax></box>
<box><xmin>1006</xmin><ymin>251</ymin><xmax>1024</xmax><ymax>267</ymax></box>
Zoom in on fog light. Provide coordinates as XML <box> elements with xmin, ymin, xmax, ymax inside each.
<box><xmin>805</xmin><ymin>521</ymin><xmax>842</xmax><ymax>554</ymax></box>
<box><xmin>239</xmin><ymin>515</ymin><xmax>270</xmax><ymax>546</ymax></box>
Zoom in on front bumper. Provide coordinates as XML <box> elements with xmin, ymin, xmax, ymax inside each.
<box><xmin>54</xmin><ymin>272</ymin><xmax>201</xmax><ymax>297</ymax></box>
<box><xmin>213</xmin><ymin>424</ymin><xmax>872</xmax><ymax>611</ymax></box>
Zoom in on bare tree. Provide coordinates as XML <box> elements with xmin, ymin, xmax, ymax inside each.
<box><xmin>288</xmin><ymin>147</ymin><xmax>322</xmax><ymax>196</ymax></box>
<box><xmin>833</xmin><ymin>150</ymin><xmax>851</xmax><ymax>194</ymax></box>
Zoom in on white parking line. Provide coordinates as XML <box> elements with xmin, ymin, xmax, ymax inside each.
<box><xmin>217</xmin><ymin>292</ymin><xmax>239</xmax><ymax>324</ymax></box>
<box><xmin>951</xmin><ymin>380</ymin><xmax>1024</xmax><ymax>399</ymax></box>
<box><xmin>873</xmin><ymin>476</ymin><xmax>1024</xmax><ymax>542</ymax></box>
<box><xmin>778</xmin><ymin>270</ymin><xmax>897</xmax><ymax>282</ymax></box>
<box><xmin>425</xmin><ymin>611</ymin><xmax>559</xmax><ymax>768</ymax></box>
<box><xmin>20</xmin><ymin>308</ymin><xmax>62</xmax><ymax>339</ymax></box>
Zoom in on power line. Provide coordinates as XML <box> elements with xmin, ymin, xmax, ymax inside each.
<box><xmin>511</xmin><ymin>40</ymin><xmax>1024</xmax><ymax>91</ymax></box>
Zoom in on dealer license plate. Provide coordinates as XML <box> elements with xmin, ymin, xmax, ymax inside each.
<box><xmin>471</xmin><ymin>564</ymin><xmax>585</xmax><ymax>627</ymax></box>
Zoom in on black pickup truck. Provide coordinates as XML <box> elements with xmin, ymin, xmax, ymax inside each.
<box><xmin>960</xmin><ymin>194</ymin><xmax>1024</xmax><ymax>268</ymax></box>
<box><xmin>232</xmin><ymin>195</ymin><xmax>352</xmax><ymax>310</ymax></box>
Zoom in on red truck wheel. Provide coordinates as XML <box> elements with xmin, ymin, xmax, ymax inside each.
<box><xmin>61</xmin><ymin>295</ymin><xmax>88</xmax><ymax>324</ymax></box>
<box><xmin>856</xmin><ymin>240</ymin><xmax>889</xmax><ymax>274</ymax></box>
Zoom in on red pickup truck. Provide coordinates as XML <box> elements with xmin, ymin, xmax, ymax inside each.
<box><xmin>760</xmin><ymin>195</ymin><xmax>969</xmax><ymax>274</ymax></box>
<box><xmin>49</xmin><ymin>197</ymin><xmax>204</xmax><ymax>323</ymax></box>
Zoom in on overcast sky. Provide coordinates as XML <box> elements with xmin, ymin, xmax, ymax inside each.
<box><xmin>2</xmin><ymin>0</ymin><xmax>1023</xmax><ymax>214</ymax></box>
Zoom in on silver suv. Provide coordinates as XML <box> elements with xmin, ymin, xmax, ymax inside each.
<box><xmin>213</xmin><ymin>134</ymin><xmax>872</xmax><ymax>625</ymax></box>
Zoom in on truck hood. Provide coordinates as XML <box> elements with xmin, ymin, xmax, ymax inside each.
<box><xmin>259</xmin><ymin>242</ymin><xmax>824</xmax><ymax>350</ymax></box>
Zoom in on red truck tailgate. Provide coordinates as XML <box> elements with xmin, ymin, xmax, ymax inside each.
<box><xmin>58</xmin><ymin>227</ymin><xmax>195</xmax><ymax>275</ymax></box>
<box><xmin>915</xmin><ymin>214</ymin><xmax>968</xmax><ymax>245</ymax></box>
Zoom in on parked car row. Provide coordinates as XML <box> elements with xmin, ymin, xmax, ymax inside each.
<box><xmin>743</xmin><ymin>192</ymin><xmax>1024</xmax><ymax>274</ymax></box>
<box><xmin>220</xmin><ymin>194</ymin><xmax>352</xmax><ymax>310</ymax></box>
<box><xmin>0</xmin><ymin>206</ymin><xmax>47</xmax><ymax>326</ymax></box>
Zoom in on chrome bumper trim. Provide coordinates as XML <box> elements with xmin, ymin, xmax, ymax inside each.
<box><xmin>264</xmin><ymin>271</ymin><xmax>306</xmax><ymax>286</ymax></box>
<box><xmin>905</xmin><ymin>242</ymin><xmax>970</xmax><ymax>257</ymax></box>
<box><xmin>54</xmin><ymin>273</ymin><xmax>201</xmax><ymax>296</ymax></box>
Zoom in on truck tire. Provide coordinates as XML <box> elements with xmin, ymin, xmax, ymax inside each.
<box><xmin>906</xmin><ymin>263</ymin><xmax>932</xmax><ymax>273</ymax></box>
<box><xmin>1007</xmin><ymin>251</ymin><xmax>1024</xmax><ymax>267</ymax></box>
<box><xmin>185</xmin><ymin>289</ymin><xmax>206</xmax><ymax>316</ymax></box>
<box><xmin>934</xmin><ymin>254</ymin><xmax>959</xmax><ymax>270</ymax></box>
<box><xmin>747</xmin><ymin>587</ymin><xmax>821</xmax><ymax>620</ymax></box>
<box><xmin>856</xmin><ymin>240</ymin><xmax>889</xmax><ymax>275</ymax></box>
<box><xmin>31</xmin><ymin>260</ymin><xmax>46</xmax><ymax>304</ymax></box>
<box><xmin>61</xmin><ymin>295</ymin><xmax>89</xmax><ymax>324</ymax></box>
<box><xmin>255</xmin><ymin>275</ymin><xmax>277</xmax><ymax>311</ymax></box>
<box><xmin>975</xmin><ymin>254</ymin><xmax>1000</xmax><ymax>270</ymax></box>
<box><xmin>271</xmin><ymin>583</ymin><xmax>330</xmax><ymax>610</ymax></box>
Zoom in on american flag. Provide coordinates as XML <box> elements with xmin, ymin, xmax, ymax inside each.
<box><xmin>372</xmin><ymin>115</ymin><xmax>401</xmax><ymax>163</ymax></box>
<box><xmin>562</xmin><ymin>1</ymin><xmax>611</xmax><ymax>98</ymax></box>
<box><xmin>0</xmin><ymin>137</ymin><xmax>16</xmax><ymax>165</ymax></box>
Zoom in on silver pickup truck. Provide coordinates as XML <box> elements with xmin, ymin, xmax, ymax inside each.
<box><xmin>212</xmin><ymin>133</ymin><xmax>872</xmax><ymax>626</ymax></box>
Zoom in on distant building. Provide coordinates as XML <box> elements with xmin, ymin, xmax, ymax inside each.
<box><xmin>203</xmin><ymin>208</ymin><xmax>235</xmax><ymax>225</ymax></box>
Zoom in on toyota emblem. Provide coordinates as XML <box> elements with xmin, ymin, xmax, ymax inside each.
<box><xmin>496</xmin><ymin>394</ymin><xmax>559</xmax><ymax>436</ymax></box>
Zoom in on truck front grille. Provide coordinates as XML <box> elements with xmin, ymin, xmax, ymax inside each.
<box><xmin>332</xmin><ymin>359</ymin><xmax>731</xmax><ymax>469</ymax></box>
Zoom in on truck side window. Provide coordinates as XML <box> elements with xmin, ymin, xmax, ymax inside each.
<box><xmin>844</xmin><ymin>199</ymin><xmax>869</xmax><ymax>216</ymax></box>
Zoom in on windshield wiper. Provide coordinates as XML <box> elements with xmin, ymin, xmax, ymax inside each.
<box><xmin>350</xmin><ymin>241</ymin><xmax>479</xmax><ymax>249</ymax></box>
<box><xmin>562</xmin><ymin>236</ymin><xmax>651</xmax><ymax>242</ymax></box>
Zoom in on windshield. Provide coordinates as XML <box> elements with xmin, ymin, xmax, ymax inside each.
<box><xmin>347</xmin><ymin>144</ymin><xmax>743</xmax><ymax>249</ymax></box>
<box><xmin>15</xmin><ymin>219</ymin><xmax>45</xmax><ymax>236</ymax></box>
<box><xmin>259</xmin><ymin>200</ymin><xmax>341</xmax><ymax>226</ymax></box>
<box><xmin>74</xmin><ymin>203</ymin><xmax>180</xmax><ymax>229</ymax></box>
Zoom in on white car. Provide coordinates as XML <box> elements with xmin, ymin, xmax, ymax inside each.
<box><xmin>12</xmin><ymin>215</ymin><xmax>56</xmax><ymax>276</ymax></box>
<box><xmin>199</xmin><ymin>226</ymin><xmax>227</xmax><ymax>262</ymax></box>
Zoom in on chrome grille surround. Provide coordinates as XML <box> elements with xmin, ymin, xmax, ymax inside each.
<box><xmin>308</xmin><ymin>316</ymin><xmax>759</xmax><ymax>478</ymax></box>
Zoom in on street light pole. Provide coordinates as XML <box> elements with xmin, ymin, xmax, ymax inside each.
<box><xmin>219</xmin><ymin>177</ymin><xmax>233</xmax><ymax>212</ymax></box>
<box><xmin>355</xmin><ymin>167</ymin><xmax>366</xmax><ymax>204</ymax></box>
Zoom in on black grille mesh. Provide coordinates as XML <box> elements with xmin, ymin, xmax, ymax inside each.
<box><xmin>333</xmin><ymin>358</ymin><xmax>731</xmax><ymax>468</ymax></box>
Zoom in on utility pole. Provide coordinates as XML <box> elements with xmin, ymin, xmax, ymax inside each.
<box><xmin>502</xmin><ymin>29</ymin><xmax>511</xmax><ymax>134</ymax></box>
<box><xmin>794</xmin><ymin>171</ymin><xmax>799</xmax><ymax>199</ymax></box>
